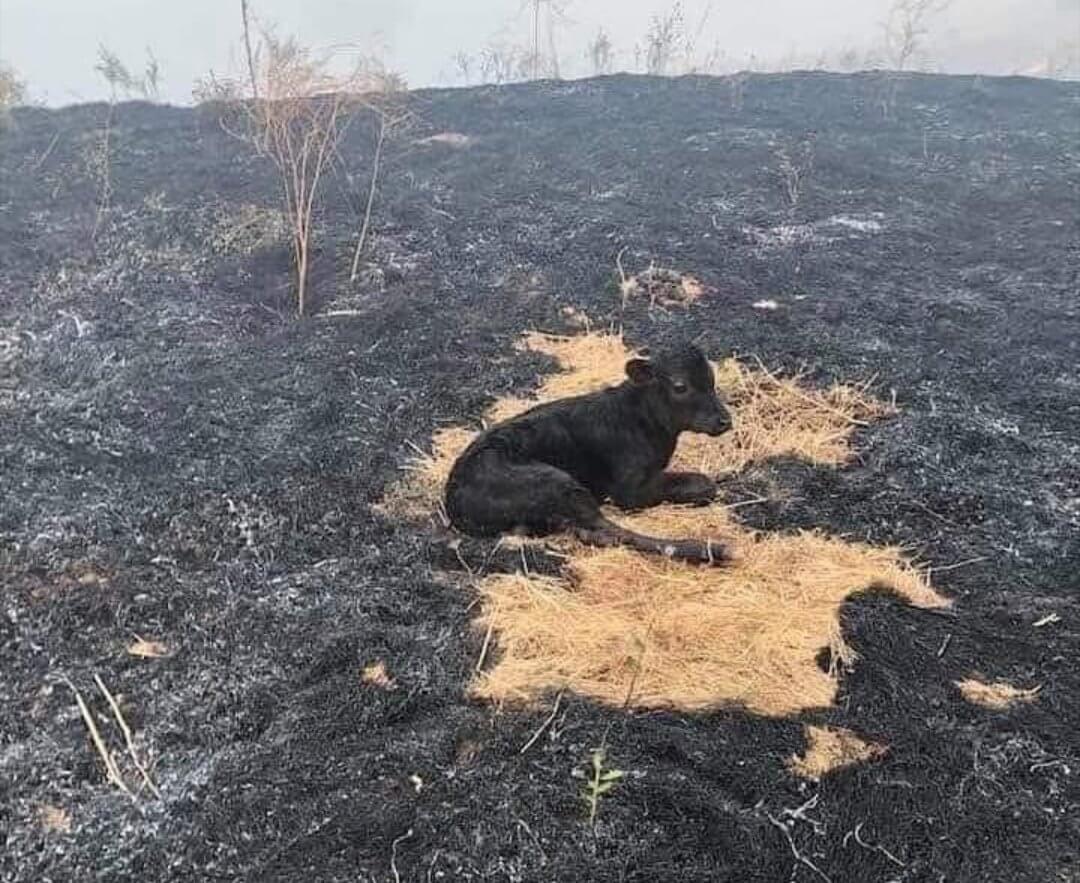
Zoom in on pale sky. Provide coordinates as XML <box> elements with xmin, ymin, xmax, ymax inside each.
<box><xmin>2</xmin><ymin>0</ymin><xmax>1078</xmax><ymax>106</ymax></box>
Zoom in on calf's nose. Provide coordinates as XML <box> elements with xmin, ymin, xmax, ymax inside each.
<box><xmin>707</xmin><ymin>409</ymin><xmax>732</xmax><ymax>436</ymax></box>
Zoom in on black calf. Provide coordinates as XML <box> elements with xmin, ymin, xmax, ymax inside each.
<box><xmin>444</xmin><ymin>343</ymin><xmax>733</xmax><ymax>564</ymax></box>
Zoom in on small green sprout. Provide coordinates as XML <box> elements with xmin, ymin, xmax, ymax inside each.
<box><xmin>581</xmin><ymin>746</ymin><xmax>624</xmax><ymax>828</ymax></box>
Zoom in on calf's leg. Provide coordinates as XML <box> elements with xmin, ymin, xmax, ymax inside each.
<box><xmin>609</xmin><ymin>471</ymin><xmax>717</xmax><ymax>509</ymax></box>
<box><xmin>658</xmin><ymin>471</ymin><xmax>717</xmax><ymax>505</ymax></box>
<box><xmin>573</xmin><ymin>515</ymin><xmax>729</xmax><ymax>565</ymax></box>
<box><xmin>447</xmin><ymin>452</ymin><xmax>728</xmax><ymax>565</ymax></box>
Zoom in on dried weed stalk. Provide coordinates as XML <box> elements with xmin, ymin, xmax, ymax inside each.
<box><xmin>774</xmin><ymin>135</ymin><xmax>815</xmax><ymax>207</ymax></box>
<box><xmin>587</xmin><ymin>29</ymin><xmax>615</xmax><ymax>76</ymax></box>
<box><xmin>62</xmin><ymin>674</ymin><xmax>159</xmax><ymax>800</ymax></box>
<box><xmin>0</xmin><ymin>61</ymin><xmax>27</xmax><ymax>117</ymax></box>
<box><xmin>349</xmin><ymin>95</ymin><xmax>414</xmax><ymax>283</ymax></box>
<box><xmin>643</xmin><ymin>3</ymin><xmax>686</xmax><ymax>76</ymax></box>
<box><xmin>88</xmin><ymin>47</ymin><xmax>161</xmax><ymax>240</ymax></box>
<box><xmin>200</xmin><ymin>22</ymin><xmax>404</xmax><ymax>314</ymax></box>
<box><xmin>883</xmin><ymin>0</ymin><xmax>951</xmax><ymax>71</ymax></box>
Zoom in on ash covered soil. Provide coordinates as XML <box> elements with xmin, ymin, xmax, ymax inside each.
<box><xmin>1</xmin><ymin>72</ymin><xmax>1079</xmax><ymax>882</ymax></box>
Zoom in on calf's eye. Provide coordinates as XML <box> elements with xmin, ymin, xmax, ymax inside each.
<box><xmin>672</xmin><ymin>380</ymin><xmax>689</xmax><ymax>395</ymax></box>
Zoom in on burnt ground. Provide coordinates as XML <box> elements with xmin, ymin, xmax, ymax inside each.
<box><xmin>1</xmin><ymin>72</ymin><xmax>1078</xmax><ymax>882</ymax></box>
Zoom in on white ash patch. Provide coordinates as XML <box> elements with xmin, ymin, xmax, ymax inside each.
<box><xmin>742</xmin><ymin>213</ymin><xmax>885</xmax><ymax>252</ymax></box>
<box><xmin>741</xmin><ymin>223</ymin><xmax>821</xmax><ymax>249</ymax></box>
<box><xmin>591</xmin><ymin>183</ymin><xmax>629</xmax><ymax>201</ymax></box>
<box><xmin>823</xmin><ymin>213</ymin><xmax>885</xmax><ymax>234</ymax></box>
<box><xmin>0</xmin><ymin>327</ymin><xmax>21</xmax><ymax>370</ymax></box>
<box><xmin>415</xmin><ymin>132</ymin><xmax>472</xmax><ymax>148</ymax></box>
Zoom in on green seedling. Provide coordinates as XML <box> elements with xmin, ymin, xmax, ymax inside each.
<box><xmin>581</xmin><ymin>746</ymin><xmax>624</xmax><ymax>829</ymax></box>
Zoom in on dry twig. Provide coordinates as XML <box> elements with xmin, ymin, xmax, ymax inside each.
<box><xmin>93</xmin><ymin>674</ymin><xmax>160</xmax><ymax>798</ymax></box>
<box><xmin>519</xmin><ymin>690</ymin><xmax>564</xmax><ymax>753</ymax></box>
<box><xmin>62</xmin><ymin>677</ymin><xmax>135</xmax><ymax>800</ymax></box>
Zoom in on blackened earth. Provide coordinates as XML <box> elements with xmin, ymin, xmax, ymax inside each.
<box><xmin>1</xmin><ymin>72</ymin><xmax>1078</xmax><ymax>882</ymax></box>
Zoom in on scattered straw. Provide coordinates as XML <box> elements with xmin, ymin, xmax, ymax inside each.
<box><xmin>38</xmin><ymin>805</ymin><xmax>72</xmax><ymax>833</ymax></box>
<box><xmin>69</xmin><ymin>562</ymin><xmax>109</xmax><ymax>586</ymax></box>
<box><xmin>126</xmin><ymin>637</ymin><xmax>170</xmax><ymax>658</ymax></box>
<box><xmin>619</xmin><ymin>261</ymin><xmax>707</xmax><ymax>308</ymax></box>
<box><xmin>788</xmin><ymin>725</ymin><xmax>888</xmax><ymax>780</ymax></box>
<box><xmin>375</xmin><ymin>427</ymin><xmax>475</xmax><ymax>521</ymax></box>
<box><xmin>559</xmin><ymin>305</ymin><xmax>592</xmax><ymax>329</ymax></box>
<box><xmin>673</xmin><ymin>355</ymin><xmax>885</xmax><ymax>475</ymax></box>
<box><xmin>379</xmin><ymin>332</ymin><xmax>885</xmax><ymax>519</ymax></box>
<box><xmin>956</xmin><ymin>678</ymin><xmax>1040</xmax><ymax>710</ymax></box>
<box><xmin>361</xmin><ymin>661</ymin><xmax>396</xmax><ymax>690</ymax></box>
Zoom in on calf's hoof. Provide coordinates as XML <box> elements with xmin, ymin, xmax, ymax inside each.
<box><xmin>662</xmin><ymin>539</ymin><xmax>730</xmax><ymax>565</ymax></box>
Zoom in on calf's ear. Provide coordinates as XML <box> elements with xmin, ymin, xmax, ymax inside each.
<box><xmin>625</xmin><ymin>358</ymin><xmax>655</xmax><ymax>385</ymax></box>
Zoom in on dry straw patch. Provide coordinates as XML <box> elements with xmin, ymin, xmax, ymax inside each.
<box><xmin>470</xmin><ymin>503</ymin><xmax>946</xmax><ymax>716</ymax></box>
<box><xmin>361</xmin><ymin>661</ymin><xmax>397</xmax><ymax>690</ymax></box>
<box><xmin>379</xmin><ymin>330</ymin><xmax>947</xmax><ymax>722</ymax></box>
<box><xmin>787</xmin><ymin>725</ymin><xmax>888</xmax><ymax>780</ymax></box>
<box><xmin>37</xmin><ymin>805</ymin><xmax>72</xmax><ymax>834</ymax></box>
<box><xmin>956</xmin><ymin>678</ymin><xmax>1040</xmax><ymax>710</ymax></box>
<box><xmin>674</xmin><ymin>357</ymin><xmax>887</xmax><ymax>475</ymax></box>
<box><xmin>126</xmin><ymin>637</ymin><xmax>171</xmax><ymax>659</ymax></box>
<box><xmin>620</xmin><ymin>264</ymin><xmax>707</xmax><ymax>308</ymax></box>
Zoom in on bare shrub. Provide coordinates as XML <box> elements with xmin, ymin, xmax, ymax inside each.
<box><xmin>240</xmin><ymin>0</ymin><xmax>260</xmax><ymax>99</ymax></box>
<box><xmin>727</xmin><ymin>71</ymin><xmax>749</xmax><ymax>111</ymax></box>
<box><xmin>882</xmin><ymin>0</ymin><xmax>950</xmax><ymax>71</ymax></box>
<box><xmin>689</xmin><ymin>41</ymin><xmax>727</xmax><ymax>76</ymax></box>
<box><xmin>96</xmin><ymin>46</ymin><xmax>162</xmax><ymax>101</ymax></box>
<box><xmin>680</xmin><ymin>2</ymin><xmax>717</xmax><ymax>73</ymax></box>
<box><xmin>479</xmin><ymin>45</ymin><xmax>523</xmax><ymax>84</ymax></box>
<box><xmin>452</xmin><ymin>51</ymin><xmax>473</xmax><ymax>85</ymax></box>
<box><xmin>774</xmin><ymin>136</ymin><xmax>815</xmax><ymax>207</ymax></box>
<box><xmin>835</xmin><ymin>47</ymin><xmax>863</xmax><ymax>72</ymax></box>
<box><xmin>253</xmin><ymin>38</ymin><xmax>367</xmax><ymax>314</ymax></box>
<box><xmin>587</xmin><ymin>29</ymin><xmax>614</xmax><ymax>75</ymax></box>
<box><xmin>644</xmin><ymin>4</ymin><xmax>686</xmax><ymax>76</ymax></box>
<box><xmin>199</xmin><ymin>23</ymin><xmax>402</xmax><ymax>315</ymax></box>
<box><xmin>527</xmin><ymin>0</ymin><xmax>569</xmax><ymax>79</ymax></box>
<box><xmin>90</xmin><ymin>45</ymin><xmax>161</xmax><ymax>239</ymax></box>
<box><xmin>0</xmin><ymin>61</ymin><xmax>27</xmax><ymax>113</ymax></box>
<box><xmin>1032</xmin><ymin>39</ymin><xmax>1080</xmax><ymax>79</ymax></box>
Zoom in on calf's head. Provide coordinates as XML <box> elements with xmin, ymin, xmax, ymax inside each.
<box><xmin>625</xmin><ymin>343</ymin><xmax>732</xmax><ymax>436</ymax></box>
